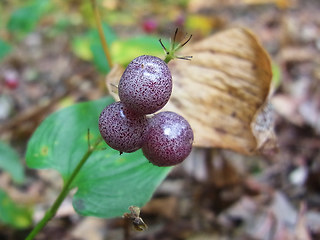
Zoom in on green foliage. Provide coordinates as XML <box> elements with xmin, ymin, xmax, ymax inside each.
<box><xmin>0</xmin><ymin>189</ymin><xmax>32</xmax><ymax>229</ymax></box>
<box><xmin>7</xmin><ymin>0</ymin><xmax>50</xmax><ymax>37</ymax></box>
<box><xmin>111</xmin><ymin>35</ymin><xmax>170</xmax><ymax>66</ymax></box>
<box><xmin>26</xmin><ymin>97</ymin><xmax>171</xmax><ymax>218</ymax></box>
<box><xmin>0</xmin><ymin>141</ymin><xmax>25</xmax><ymax>184</ymax></box>
<box><xmin>71</xmin><ymin>24</ymin><xmax>117</xmax><ymax>73</ymax></box>
<box><xmin>0</xmin><ymin>39</ymin><xmax>12</xmax><ymax>60</ymax></box>
<box><xmin>272</xmin><ymin>62</ymin><xmax>282</xmax><ymax>89</ymax></box>
<box><xmin>72</xmin><ymin>33</ymin><xmax>170</xmax><ymax>72</ymax></box>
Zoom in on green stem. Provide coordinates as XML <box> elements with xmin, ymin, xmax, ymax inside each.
<box><xmin>25</xmin><ymin>140</ymin><xmax>101</xmax><ymax>240</ymax></box>
<box><xmin>164</xmin><ymin>54</ymin><xmax>175</xmax><ymax>64</ymax></box>
<box><xmin>90</xmin><ymin>0</ymin><xmax>113</xmax><ymax>68</ymax></box>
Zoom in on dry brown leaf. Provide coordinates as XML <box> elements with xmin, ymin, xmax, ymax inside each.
<box><xmin>243</xmin><ymin>0</ymin><xmax>293</xmax><ymax>8</ymax></box>
<box><xmin>105</xmin><ymin>63</ymin><xmax>123</xmax><ymax>96</ymax></box>
<box><xmin>251</xmin><ymin>102</ymin><xmax>278</xmax><ymax>155</ymax></box>
<box><xmin>106</xmin><ymin>28</ymin><xmax>275</xmax><ymax>155</ymax></box>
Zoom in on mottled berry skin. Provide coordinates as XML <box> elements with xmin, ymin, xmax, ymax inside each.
<box><xmin>118</xmin><ymin>55</ymin><xmax>172</xmax><ymax>115</ymax></box>
<box><xmin>142</xmin><ymin>111</ymin><xmax>194</xmax><ymax>167</ymax></box>
<box><xmin>99</xmin><ymin>102</ymin><xmax>148</xmax><ymax>153</ymax></box>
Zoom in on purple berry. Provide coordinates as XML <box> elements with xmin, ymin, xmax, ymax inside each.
<box><xmin>98</xmin><ymin>102</ymin><xmax>148</xmax><ymax>153</ymax></box>
<box><xmin>4</xmin><ymin>70</ymin><xmax>19</xmax><ymax>90</ymax></box>
<box><xmin>142</xmin><ymin>111</ymin><xmax>194</xmax><ymax>167</ymax></box>
<box><xmin>118</xmin><ymin>55</ymin><xmax>172</xmax><ymax>115</ymax></box>
<box><xmin>142</xmin><ymin>18</ymin><xmax>158</xmax><ymax>33</ymax></box>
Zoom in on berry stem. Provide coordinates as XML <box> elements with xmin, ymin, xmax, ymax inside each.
<box><xmin>25</xmin><ymin>138</ymin><xmax>102</xmax><ymax>240</ymax></box>
<box><xmin>90</xmin><ymin>0</ymin><xmax>113</xmax><ymax>68</ymax></box>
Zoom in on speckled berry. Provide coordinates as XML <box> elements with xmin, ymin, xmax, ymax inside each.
<box><xmin>142</xmin><ymin>111</ymin><xmax>193</xmax><ymax>167</ymax></box>
<box><xmin>118</xmin><ymin>55</ymin><xmax>172</xmax><ymax>115</ymax></box>
<box><xmin>98</xmin><ymin>102</ymin><xmax>148</xmax><ymax>153</ymax></box>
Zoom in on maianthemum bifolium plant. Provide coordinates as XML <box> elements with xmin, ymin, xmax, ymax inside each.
<box><xmin>24</xmin><ymin>1</ymin><xmax>194</xmax><ymax>239</ymax></box>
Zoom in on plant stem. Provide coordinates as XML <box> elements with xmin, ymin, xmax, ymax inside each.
<box><xmin>90</xmin><ymin>0</ymin><xmax>113</xmax><ymax>68</ymax></box>
<box><xmin>164</xmin><ymin>54</ymin><xmax>175</xmax><ymax>64</ymax></box>
<box><xmin>25</xmin><ymin>140</ymin><xmax>101</xmax><ymax>240</ymax></box>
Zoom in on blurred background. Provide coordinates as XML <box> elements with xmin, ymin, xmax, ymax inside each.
<box><xmin>1</xmin><ymin>0</ymin><xmax>320</xmax><ymax>239</ymax></box>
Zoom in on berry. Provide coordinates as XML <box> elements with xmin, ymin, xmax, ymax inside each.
<box><xmin>175</xmin><ymin>14</ymin><xmax>185</xmax><ymax>27</ymax></box>
<box><xmin>142</xmin><ymin>18</ymin><xmax>158</xmax><ymax>33</ymax></box>
<box><xmin>98</xmin><ymin>102</ymin><xmax>148</xmax><ymax>153</ymax></box>
<box><xmin>142</xmin><ymin>111</ymin><xmax>193</xmax><ymax>167</ymax></box>
<box><xmin>118</xmin><ymin>55</ymin><xmax>172</xmax><ymax>115</ymax></box>
<box><xmin>4</xmin><ymin>70</ymin><xmax>19</xmax><ymax>90</ymax></box>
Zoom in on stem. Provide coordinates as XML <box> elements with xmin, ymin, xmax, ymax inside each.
<box><xmin>90</xmin><ymin>0</ymin><xmax>113</xmax><ymax>68</ymax></box>
<box><xmin>25</xmin><ymin>139</ymin><xmax>101</xmax><ymax>240</ymax></box>
<box><xmin>164</xmin><ymin>54</ymin><xmax>174</xmax><ymax>64</ymax></box>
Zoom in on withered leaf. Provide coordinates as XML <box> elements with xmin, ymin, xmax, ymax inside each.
<box><xmin>123</xmin><ymin>206</ymin><xmax>148</xmax><ymax>231</ymax></box>
<box><xmin>106</xmin><ymin>27</ymin><xmax>275</xmax><ymax>155</ymax></box>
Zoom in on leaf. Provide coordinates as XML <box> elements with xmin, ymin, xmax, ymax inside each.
<box><xmin>26</xmin><ymin>97</ymin><xmax>171</xmax><ymax>218</ymax></box>
<box><xmin>73</xmin><ymin>33</ymin><xmax>169</xmax><ymax>72</ymax></box>
<box><xmin>243</xmin><ymin>0</ymin><xmax>292</xmax><ymax>9</ymax></box>
<box><xmin>106</xmin><ymin>28</ymin><xmax>275</xmax><ymax>155</ymax></box>
<box><xmin>271</xmin><ymin>62</ymin><xmax>281</xmax><ymax>90</ymax></box>
<box><xmin>0</xmin><ymin>39</ymin><xmax>12</xmax><ymax>60</ymax></box>
<box><xmin>111</xmin><ymin>35</ymin><xmax>170</xmax><ymax>66</ymax></box>
<box><xmin>251</xmin><ymin>102</ymin><xmax>278</xmax><ymax>155</ymax></box>
<box><xmin>90</xmin><ymin>43</ymin><xmax>111</xmax><ymax>73</ymax></box>
<box><xmin>72</xmin><ymin>35</ymin><xmax>93</xmax><ymax>61</ymax></box>
<box><xmin>189</xmin><ymin>0</ymin><xmax>292</xmax><ymax>9</ymax></box>
<box><xmin>71</xmin><ymin>24</ymin><xmax>117</xmax><ymax>73</ymax></box>
<box><xmin>7</xmin><ymin>0</ymin><xmax>50</xmax><ymax>36</ymax></box>
<box><xmin>185</xmin><ymin>14</ymin><xmax>222</xmax><ymax>36</ymax></box>
<box><xmin>166</xmin><ymin>28</ymin><xmax>275</xmax><ymax>155</ymax></box>
<box><xmin>0</xmin><ymin>189</ymin><xmax>32</xmax><ymax>229</ymax></box>
<box><xmin>0</xmin><ymin>141</ymin><xmax>25</xmax><ymax>183</ymax></box>
<box><xmin>294</xmin><ymin>203</ymin><xmax>312</xmax><ymax>240</ymax></box>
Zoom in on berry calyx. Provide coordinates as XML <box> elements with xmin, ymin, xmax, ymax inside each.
<box><xmin>142</xmin><ymin>111</ymin><xmax>194</xmax><ymax>167</ymax></box>
<box><xmin>159</xmin><ymin>28</ymin><xmax>193</xmax><ymax>64</ymax></box>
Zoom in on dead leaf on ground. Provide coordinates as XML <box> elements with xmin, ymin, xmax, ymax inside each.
<box><xmin>251</xmin><ymin>102</ymin><xmax>278</xmax><ymax>155</ymax></box>
<box><xmin>106</xmin><ymin>27</ymin><xmax>275</xmax><ymax>155</ymax></box>
<box><xmin>271</xmin><ymin>94</ymin><xmax>304</xmax><ymax>126</ymax></box>
<box><xmin>294</xmin><ymin>203</ymin><xmax>312</xmax><ymax>240</ymax></box>
<box><xmin>71</xmin><ymin>217</ymin><xmax>107</xmax><ymax>240</ymax></box>
<box><xmin>142</xmin><ymin>196</ymin><xmax>178</xmax><ymax>220</ymax></box>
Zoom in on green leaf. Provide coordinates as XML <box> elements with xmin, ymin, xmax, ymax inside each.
<box><xmin>111</xmin><ymin>35</ymin><xmax>170</xmax><ymax>66</ymax></box>
<box><xmin>90</xmin><ymin>42</ymin><xmax>111</xmax><ymax>73</ymax></box>
<box><xmin>0</xmin><ymin>189</ymin><xmax>32</xmax><ymax>229</ymax></box>
<box><xmin>7</xmin><ymin>0</ymin><xmax>50</xmax><ymax>36</ymax></box>
<box><xmin>71</xmin><ymin>24</ymin><xmax>117</xmax><ymax>73</ymax></box>
<box><xmin>272</xmin><ymin>62</ymin><xmax>282</xmax><ymax>89</ymax></box>
<box><xmin>71</xmin><ymin>35</ymin><xmax>93</xmax><ymax>61</ymax></box>
<box><xmin>26</xmin><ymin>97</ymin><xmax>171</xmax><ymax>218</ymax></box>
<box><xmin>0</xmin><ymin>39</ymin><xmax>12</xmax><ymax>60</ymax></box>
<box><xmin>0</xmin><ymin>141</ymin><xmax>25</xmax><ymax>183</ymax></box>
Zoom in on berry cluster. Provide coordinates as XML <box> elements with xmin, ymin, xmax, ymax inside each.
<box><xmin>99</xmin><ymin>37</ymin><xmax>193</xmax><ymax>167</ymax></box>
